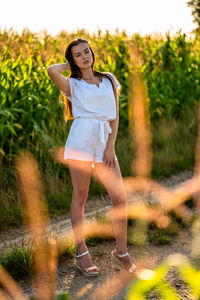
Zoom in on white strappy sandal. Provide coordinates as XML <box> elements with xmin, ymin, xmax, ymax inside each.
<box><xmin>76</xmin><ymin>250</ymin><xmax>100</xmax><ymax>277</ymax></box>
<box><xmin>111</xmin><ymin>249</ymin><xmax>137</xmax><ymax>274</ymax></box>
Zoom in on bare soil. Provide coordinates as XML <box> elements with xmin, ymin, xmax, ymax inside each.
<box><xmin>18</xmin><ymin>226</ymin><xmax>193</xmax><ymax>300</ymax></box>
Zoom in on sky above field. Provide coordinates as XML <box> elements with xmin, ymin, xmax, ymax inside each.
<box><xmin>0</xmin><ymin>0</ymin><xmax>195</xmax><ymax>36</ymax></box>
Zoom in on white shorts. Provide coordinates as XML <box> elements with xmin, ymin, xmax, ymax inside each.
<box><xmin>64</xmin><ymin>117</ymin><xmax>118</xmax><ymax>163</ymax></box>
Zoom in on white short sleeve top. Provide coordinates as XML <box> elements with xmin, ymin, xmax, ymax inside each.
<box><xmin>60</xmin><ymin>72</ymin><xmax>121</xmax><ymax>121</ymax></box>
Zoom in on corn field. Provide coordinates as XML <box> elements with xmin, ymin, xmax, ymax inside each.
<box><xmin>0</xmin><ymin>28</ymin><xmax>200</xmax><ymax>164</ymax></box>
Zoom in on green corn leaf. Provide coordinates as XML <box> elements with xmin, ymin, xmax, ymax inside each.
<box><xmin>6</xmin><ymin>123</ymin><xmax>17</xmax><ymax>135</ymax></box>
<box><xmin>0</xmin><ymin>109</ymin><xmax>15</xmax><ymax>119</ymax></box>
<box><xmin>13</xmin><ymin>123</ymin><xmax>23</xmax><ymax>130</ymax></box>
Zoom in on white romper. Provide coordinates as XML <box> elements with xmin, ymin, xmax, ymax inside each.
<box><xmin>60</xmin><ymin>72</ymin><xmax>121</xmax><ymax>163</ymax></box>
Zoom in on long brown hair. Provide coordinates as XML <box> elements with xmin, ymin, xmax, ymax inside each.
<box><xmin>59</xmin><ymin>38</ymin><xmax>121</xmax><ymax>121</ymax></box>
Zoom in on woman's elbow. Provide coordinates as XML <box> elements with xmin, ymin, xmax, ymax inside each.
<box><xmin>47</xmin><ymin>66</ymin><xmax>54</xmax><ymax>75</ymax></box>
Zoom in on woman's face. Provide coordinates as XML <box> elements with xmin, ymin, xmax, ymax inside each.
<box><xmin>71</xmin><ymin>42</ymin><xmax>93</xmax><ymax>70</ymax></box>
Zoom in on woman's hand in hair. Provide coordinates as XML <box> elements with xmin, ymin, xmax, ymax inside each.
<box><xmin>65</xmin><ymin>61</ymin><xmax>71</xmax><ymax>71</ymax></box>
<box><xmin>47</xmin><ymin>62</ymin><xmax>71</xmax><ymax>73</ymax></box>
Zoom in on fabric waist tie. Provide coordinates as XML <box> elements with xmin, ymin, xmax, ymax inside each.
<box><xmin>75</xmin><ymin>116</ymin><xmax>112</xmax><ymax>144</ymax></box>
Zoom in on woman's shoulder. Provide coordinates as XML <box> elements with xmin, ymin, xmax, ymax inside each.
<box><xmin>67</xmin><ymin>77</ymin><xmax>83</xmax><ymax>87</ymax></box>
<box><xmin>68</xmin><ymin>77</ymin><xmax>81</xmax><ymax>83</ymax></box>
<box><xmin>102</xmin><ymin>72</ymin><xmax>118</xmax><ymax>81</ymax></box>
<box><xmin>102</xmin><ymin>71</ymin><xmax>114</xmax><ymax>78</ymax></box>
<box><xmin>102</xmin><ymin>72</ymin><xmax>121</xmax><ymax>89</ymax></box>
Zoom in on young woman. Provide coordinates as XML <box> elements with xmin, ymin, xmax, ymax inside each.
<box><xmin>47</xmin><ymin>38</ymin><xmax>136</xmax><ymax>276</ymax></box>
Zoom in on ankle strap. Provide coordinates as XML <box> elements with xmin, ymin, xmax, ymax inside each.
<box><xmin>129</xmin><ymin>264</ymin><xmax>136</xmax><ymax>273</ymax></box>
<box><xmin>117</xmin><ymin>251</ymin><xmax>128</xmax><ymax>258</ymax></box>
<box><xmin>76</xmin><ymin>250</ymin><xmax>89</xmax><ymax>258</ymax></box>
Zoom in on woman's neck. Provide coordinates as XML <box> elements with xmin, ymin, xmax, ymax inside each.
<box><xmin>81</xmin><ymin>68</ymin><xmax>95</xmax><ymax>80</ymax></box>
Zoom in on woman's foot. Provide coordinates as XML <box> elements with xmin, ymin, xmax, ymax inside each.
<box><xmin>112</xmin><ymin>248</ymin><xmax>136</xmax><ymax>273</ymax></box>
<box><xmin>76</xmin><ymin>248</ymin><xmax>100</xmax><ymax>276</ymax></box>
<box><xmin>76</xmin><ymin>251</ymin><xmax>96</xmax><ymax>269</ymax></box>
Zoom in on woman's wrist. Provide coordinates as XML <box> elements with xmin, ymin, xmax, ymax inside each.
<box><xmin>47</xmin><ymin>62</ymin><xmax>70</xmax><ymax>73</ymax></box>
<box><xmin>106</xmin><ymin>141</ymin><xmax>115</xmax><ymax>148</ymax></box>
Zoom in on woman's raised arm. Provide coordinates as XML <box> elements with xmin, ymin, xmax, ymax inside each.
<box><xmin>47</xmin><ymin>62</ymin><xmax>71</xmax><ymax>98</ymax></box>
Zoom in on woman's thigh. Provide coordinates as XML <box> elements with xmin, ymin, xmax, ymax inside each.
<box><xmin>93</xmin><ymin>160</ymin><xmax>127</xmax><ymax>203</ymax></box>
<box><xmin>67</xmin><ymin>159</ymin><xmax>93</xmax><ymax>195</ymax></box>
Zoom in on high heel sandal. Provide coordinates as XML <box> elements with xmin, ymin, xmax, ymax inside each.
<box><xmin>76</xmin><ymin>250</ymin><xmax>100</xmax><ymax>277</ymax></box>
<box><xmin>111</xmin><ymin>249</ymin><xmax>137</xmax><ymax>274</ymax></box>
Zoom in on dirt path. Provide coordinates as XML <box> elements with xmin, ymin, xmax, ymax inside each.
<box><xmin>0</xmin><ymin>169</ymin><xmax>196</xmax><ymax>299</ymax></box>
<box><xmin>18</xmin><ymin>226</ymin><xmax>193</xmax><ymax>300</ymax></box>
<box><xmin>0</xmin><ymin>169</ymin><xmax>194</xmax><ymax>253</ymax></box>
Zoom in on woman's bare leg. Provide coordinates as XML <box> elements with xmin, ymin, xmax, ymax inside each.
<box><xmin>93</xmin><ymin>159</ymin><xmax>134</xmax><ymax>271</ymax></box>
<box><xmin>67</xmin><ymin>159</ymin><xmax>99</xmax><ymax>271</ymax></box>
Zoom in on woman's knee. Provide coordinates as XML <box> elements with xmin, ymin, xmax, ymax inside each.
<box><xmin>111</xmin><ymin>192</ymin><xmax>127</xmax><ymax>207</ymax></box>
<box><xmin>72</xmin><ymin>188</ymin><xmax>89</xmax><ymax>205</ymax></box>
